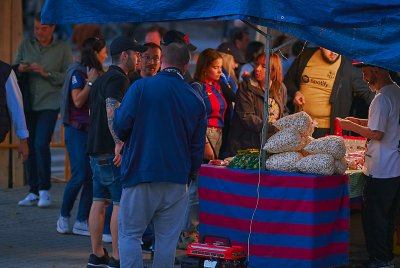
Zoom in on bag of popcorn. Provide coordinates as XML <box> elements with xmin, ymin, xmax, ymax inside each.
<box><xmin>263</xmin><ymin>128</ymin><xmax>307</xmax><ymax>153</ymax></box>
<box><xmin>273</xmin><ymin>111</ymin><xmax>315</xmax><ymax>136</ymax></box>
<box><xmin>265</xmin><ymin>152</ymin><xmax>303</xmax><ymax>172</ymax></box>
<box><xmin>296</xmin><ymin>154</ymin><xmax>335</xmax><ymax>175</ymax></box>
<box><xmin>303</xmin><ymin>135</ymin><xmax>346</xmax><ymax>159</ymax></box>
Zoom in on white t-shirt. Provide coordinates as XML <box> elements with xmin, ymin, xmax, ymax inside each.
<box><xmin>363</xmin><ymin>83</ymin><xmax>400</xmax><ymax>178</ymax></box>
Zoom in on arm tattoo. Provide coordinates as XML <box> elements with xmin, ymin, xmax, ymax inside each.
<box><xmin>106</xmin><ymin>97</ymin><xmax>122</xmax><ymax>145</ymax></box>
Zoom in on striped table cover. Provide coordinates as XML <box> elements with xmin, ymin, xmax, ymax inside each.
<box><xmin>198</xmin><ymin>165</ymin><xmax>350</xmax><ymax>268</ymax></box>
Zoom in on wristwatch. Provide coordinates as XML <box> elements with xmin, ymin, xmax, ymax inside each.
<box><xmin>86</xmin><ymin>81</ymin><xmax>93</xmax><ymax>87</ymax></box>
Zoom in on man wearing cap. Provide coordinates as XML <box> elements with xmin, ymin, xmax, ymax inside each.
<box><xmin>86</xmin><ymin>36</ymin><xmax>146</xmax><ymax>268</ymax></box>
<box><xmin>284</xmin><ymin>47</ymin><xmax>375</xmax><ymax>138</ymax></box>
<box><xmin>114</xmin><ymin>42</ymin><xmax>207</xmax><ymax>268</ymax></box>
<box><xmin>162</xmin><ymin>30</ymin><xmax>197</xmax><ymax>82</ymax></box>
<box><xmin>338</xmin><ymin>62</ymin><xmax>400</xmax><ymax>268</ymax></box>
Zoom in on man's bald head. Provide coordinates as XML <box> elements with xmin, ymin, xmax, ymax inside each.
<box><xmin>161</xmin><ymin>43</ymin><xmax>190</xmax><ymax>73</ymax></box>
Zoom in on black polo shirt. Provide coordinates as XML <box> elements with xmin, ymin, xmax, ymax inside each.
<box><xmin>87</xmin><ymin>65</ymin><xmax>130</xmax><ymax>155</ymax></box>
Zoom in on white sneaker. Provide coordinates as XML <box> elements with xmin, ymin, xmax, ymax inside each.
<box><xmin>102</xmin><ymin>234</ymin><xmax>112</xmax><ymax>243</ymax></box>
<box><xmin>72</xmin><ymin>220</ymin><xmax>90</xmax><ymax>236</ymax></box>
<box><xmin>37</xmin><ymin>190</ymin><xmax>51</xmax><ymax>208</ymax></box>
<box><xmin>56</xmin><ymin>216</ymin><xmax>71</xmax><ymax>234</ymax></box>
<box><xmin>18</xmin><ymin>193</ymin><xmax>39</xmax><ymax>206</ymax></box>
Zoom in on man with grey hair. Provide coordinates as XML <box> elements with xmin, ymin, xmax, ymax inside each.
<box><xmin>114</xmin><ymin>42</ymin><xmax>207</xmax><ymax>268</ymax></box>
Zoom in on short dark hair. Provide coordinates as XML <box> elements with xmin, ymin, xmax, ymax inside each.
<box><xmin>245</xmin><ymin>41</ymin><xmax>264</xmax><ymax>63</ymax></box>
<box><xmin>144</xmin><ymin>42</ymin><xmax>162</xmax><ymax>51</ymax></box>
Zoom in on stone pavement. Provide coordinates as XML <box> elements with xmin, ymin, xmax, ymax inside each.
<box><xmin>1</xmin><ymin>181</ymin><xmax>399</xmax><ymax>268</ymax></box>
<box><xmin>0</xmin><ymin>181</ymin><xmax>184</xmax><ymax>268</ymax></box>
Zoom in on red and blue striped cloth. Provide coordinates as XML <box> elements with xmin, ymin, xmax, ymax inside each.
<box><xmin>198</xmin><ymin>165</ymin><xmax>349</xmax><ymax>268</ymax></box>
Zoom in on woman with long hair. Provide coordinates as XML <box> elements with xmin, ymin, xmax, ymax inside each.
<box><xmin>57</xmin><ymin>37</ymin><xmax>107</xmax><ymax>235</ymax></box>
<box><xmin>178</xmin><ymin>48</ymin><xmax>226</xmax><ymax>250</ymax></box>
<box><xmin>227</xmin><ymin>52</ymin><xmax>288</xmax><ymax>156</ymax></box>
<box><xmin>192</xmin><ymin>48</ymin><xmax>227</xmax><ymax>160</ymax></box>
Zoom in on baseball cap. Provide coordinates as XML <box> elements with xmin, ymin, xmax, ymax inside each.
<box><xmin>217</xmin><ymin>42</ymin><xmax>245</xmax><ymax>64</ymax></box>
<box><xmin>161</xmin><ymin>30</ymin><xmax>197</xmax><ymax>52</ymax></box>
<box><xmin>110</xmin><ymin>36</ymin><xmax>147</xmax><ymax>56</ymax></box>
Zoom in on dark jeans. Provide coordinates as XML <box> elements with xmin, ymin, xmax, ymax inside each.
<box><xmin>362</xmin><ymin>174</ymin><xmax>400</xmax><ymax>261</ymax></box>
<box><xmin>60</xmin><ymin>126</ymin><xmax>92</xmax><ymax>222</ymax></box>
<box><xmin>25</xmin><ymin>109</ymin><xmax>59</xmax><ymax>194</ymax></box>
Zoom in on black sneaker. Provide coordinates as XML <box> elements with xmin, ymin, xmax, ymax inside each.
<box><xmin>108</xmin><ymin>257</ymin><xmax>120</xmax><ymax>268</ymax></box>
<box><xmin>87</xmin><ymin>248</ymin><xmax>110</xmax><ymax>268</ymax></box>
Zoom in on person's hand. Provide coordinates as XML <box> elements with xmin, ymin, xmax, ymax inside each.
<box><xmin>293</xmin><ymin>91</ymin><xmax>305</xmax><ymax>106</ymax></box>
<box><xmin>336</xmin><ymin>118</ymin><xmax>352</xmax><ymax>131</ymax></box>
<box><xmin>87</xmin><ymin>68</ymin><xmax>99</xmax><ymax>82</ymax></box>
<box><xmin>344</xmin><ymin>117</ymin><xmax>359</xmax><ymax>123</ymax></box>
<box><xmin>203</xmin><ymin>143</ymin><xmax>215</xmax><ymax>161</ymax></box>
<box><xmin>18</xmin><ymin>139</ymin><xmax>29</xmax><ymax>161</ymax></box>
<box><xmin>29</xmin><ymin>63</ymin><xmax>48</xmax><ymax>77</ymax></box>
<box><xmin>113</xmin><ymin>142</ymin><xmax>124</xmax><ymax>167</ymax></box>
<box><xmin>18</xmin><ymin>63</ymin><xmax>31</xmax><ymax>72</ymax></box>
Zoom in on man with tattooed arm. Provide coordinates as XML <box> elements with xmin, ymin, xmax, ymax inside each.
<box><xmin>86</xmin><ymin>36</ymin><xmax>146</xmax><ymax>268</ymax></box>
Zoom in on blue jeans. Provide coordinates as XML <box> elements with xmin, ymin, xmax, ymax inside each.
<box><xmin>25</xmin><ymin>110</ymin><xmax>59</xmax><ymax>194</ymax></box>
<box><xmin>60</xmin><ymin>126</ymin><xmax>93</xmax><ymax>222</ymax></box>
<box><xmin>90</xmin><ymin>155</ymin><xmax>122</xmax><ymax>204</ymax></box>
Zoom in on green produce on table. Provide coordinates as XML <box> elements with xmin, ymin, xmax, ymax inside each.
<box><xmin>227</xmin><ymin>149</ymin><xmax>260</xmax><ymax>169</ymax></box>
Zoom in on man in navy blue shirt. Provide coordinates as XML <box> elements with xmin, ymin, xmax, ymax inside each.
<box><xmin>114</xmin><ymin>42</ymin><xmax>207</xmax><ymax>268</ymax></box>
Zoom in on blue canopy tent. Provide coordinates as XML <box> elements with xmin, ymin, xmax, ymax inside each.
<box><xmin>41</xmin><ymin>2</ymin><xmax>400</xmax><ymax>267</ymax></box>
<box><xmin>42</xmin><ymin>1</ymin><xmax>400</xmax><ymax>71</ymax></box>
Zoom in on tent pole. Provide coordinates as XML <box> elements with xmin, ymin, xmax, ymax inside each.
<box><xmin>261</xmin><ymin>28</ymin><xmax>271</xmax><ymax>170</ymax></box>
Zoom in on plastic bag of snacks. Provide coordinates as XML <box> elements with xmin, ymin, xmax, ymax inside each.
<box><xmin>263</xmin><ymin>128</ymin><xmax>307</xmax><ymax>153</ymax></box>
<box><xmin>295</xmin><ymin>153</ymin><xmax>335</xmax><ymax>175</ymax></box>
<box><xmin>334</xmin><ymin>158</ymin><xmax>348</xmax><ymax>175</ymax></box>
<box><xmin>273</xmin><ymin>111</ymin><xmax>315</xmax><ymax>136</ymax></box>
<box><xmin>303</xmin><ymin>135</ymin><xmax>346</xmax><ymax>159</ymax></box>
<box><xmin>265</xmin><ymin>152</ymin><xmax>303</xmax><ymax>172</ymax></box>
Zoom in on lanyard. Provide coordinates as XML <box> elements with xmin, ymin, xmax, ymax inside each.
<box><xmin>162</xmin><ymin>67</ymin><xmax>184</xmax><ymax>80</ymax></box>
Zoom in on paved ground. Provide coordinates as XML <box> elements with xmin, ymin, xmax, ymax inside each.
<box><xmin>1</xmin><ymin>181</ymin><xmax>399</xmax><ymax>268</ymax></box>
<box><xmin>0</xmin><ymin>181</ymin><xmax>185</xmax><ymax>268</ymax></box>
